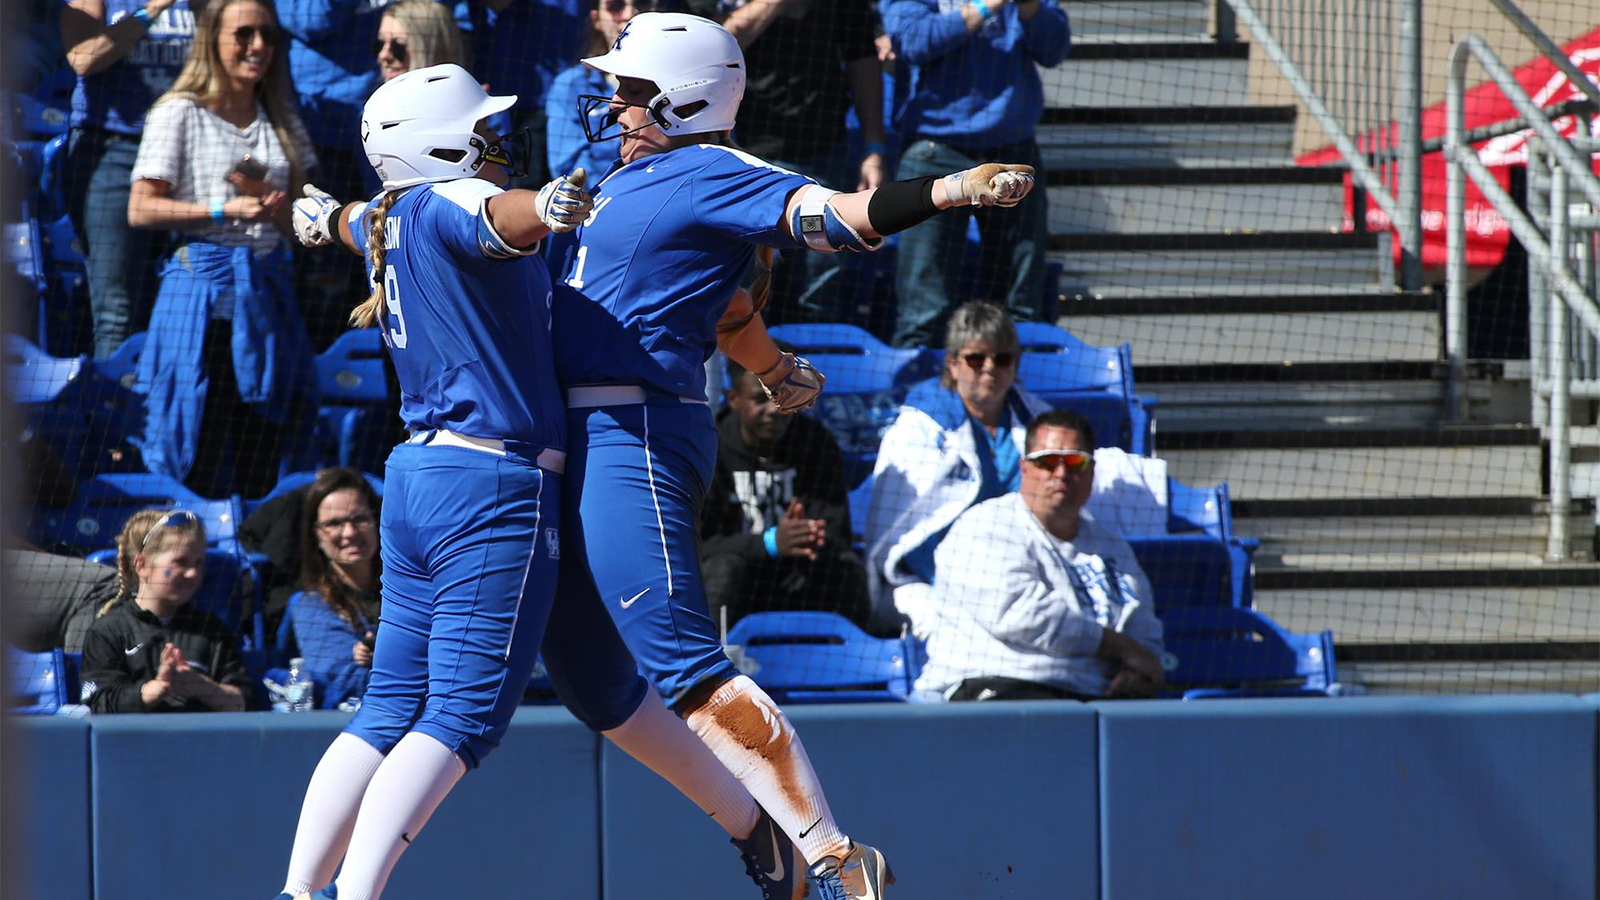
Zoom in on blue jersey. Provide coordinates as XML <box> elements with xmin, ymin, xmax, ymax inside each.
<box><xmin>552</xmin><ymin>144</ymin><xmax>812</xmax><ymax>398</ymax></box>
<box><xmin>348</xmin><ymin>178</ymin><xmax>565</xmax><ymax>453</ymax></box>
<box><xmin>68</xmin><ymin>0</ymin><xmax>193</xmax><ymax>134</ymax></box>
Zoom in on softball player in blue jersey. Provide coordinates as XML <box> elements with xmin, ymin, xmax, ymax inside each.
<box><xmin>274</xmin><ymin>64</ymin><xmax>811</xmax><ymax>900</ymax></box>
<box><xmin>540</xmin><ymin>13</ymin><xmax>1037</xmax><ymax>899</ymax></box>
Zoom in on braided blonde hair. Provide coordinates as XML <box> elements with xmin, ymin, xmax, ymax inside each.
<box><xmin>350</xmin><ymin>190</ymin><xmax>402</xmax><ymax>328</ymax></box>
<box><xmin>101</xmin><ymin>508</ymin><xmax>208</xmax><ymax>617</ymax></box>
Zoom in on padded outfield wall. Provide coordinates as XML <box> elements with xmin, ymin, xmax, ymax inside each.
<box><xmin>4</xmin><ymin>697</ymin><xmax>1594</xmax><ymax>900</ymax></box>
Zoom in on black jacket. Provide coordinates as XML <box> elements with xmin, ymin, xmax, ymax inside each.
<box><xmin>80</xmin><ymin>598</ymin><xmax>252</xmax><ymax>713</ymax></box>
<box><xmin>701</xmin><ymin>409</ymin><xmax>853</xmax><ymax>561</ymax></box>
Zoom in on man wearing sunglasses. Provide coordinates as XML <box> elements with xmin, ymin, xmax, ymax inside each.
<box><xmin>913</xmin><ymin>409</ymin><xmax>1166</xmax><ymax>702</ymax></box>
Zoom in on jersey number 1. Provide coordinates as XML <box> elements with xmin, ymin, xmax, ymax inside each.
<box><xmin>383</xmin><ymin>266</ymin><xmax>409</xmax><ymax>350</ymax></box>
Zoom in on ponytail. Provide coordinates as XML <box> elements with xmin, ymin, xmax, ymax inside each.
<box><xmin>350</xmin><ymin>190</ymin><xmax>401</xmax><ymax>328</ymax></box>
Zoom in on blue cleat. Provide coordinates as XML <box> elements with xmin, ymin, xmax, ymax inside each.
<box><xmin>808</xmin><ymin>841</ymin><xmax>894</xmax><ymax>900</ymax></box>
<box><xmin>732</xmin><ymin>808</ymin><xmax>808</xmax><ymax>899</ymax></box>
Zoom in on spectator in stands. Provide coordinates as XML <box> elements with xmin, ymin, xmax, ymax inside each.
<box><xmin>913</xmin><ymin>409</ymin><xmax>1166</xmax><ymax>701</ymax></box>
<box><xmin>881</xmin><ymin>0</ymin><xmax>1069</xmax><ymax>348</ymax></box>
<box><xmin>3</xmin><ymin>548</ymin><xmax>119</xmax><ymax>655</ymax></box>
<box><xmin>79</xmin><ymin>508</ymin><xmax>252</xmax><ymax>712</ymax></box>
<box><xmin>288</xmin><ymin>468</ymin><xmax>382</xmax><ymax>709</ymax></box>
<box><xmin>374</xmin><ymin>0</ymin><xmax>467</xmax><ymax>84</ymax></box>
<box><xmin>681</xmin><ymin>0</ymin><xmax>886</xmax><ymax>324</ymax></box>
<box><xmin>543</xmin><ymin>0</ymin><xmax>647</xmax><ymax>181</ymax></box>
<box><xmin>701</xmin><ymin>354</ymin><xmax>872</xmax><ymax>631</ymax></box>
<box><xmin>127</xmin><ymin>0</ymin><xmax>320</xmax><ymax>500</ymax></box>
<box><xmin>864</xmin><ymin>300</ymin><xmax>1048</xmax><ymax>636</ymax></box>
<box><xmin>277</xmin><ymin>0</ymin><xmax>392</xmax><ymax>198</ymax></box>
<box><xmin>455</xmin><ymin>0</ymin><xmax>590</xmax><ymax>186</ymax></box>
<box><xmin>60</xmin><ymin>0</ymin><xmax>195</xmax><ymax>358</ymax></box>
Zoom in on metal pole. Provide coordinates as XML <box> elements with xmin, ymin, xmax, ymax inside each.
<box><xmin>1395</xmin><ymin>0</ymin><xmax>1423</xmax><ymax>290</ymax></box>
<box><xmin>1445</xmin><ymin>46</ymin><xmax>1469</xmax><ymax>422</ymax></box>
<box><xmin>1549</xmin><ymin>164</ymin><xmax>1571</xmax><ymax>560</ymax></box>
<box><xmin>1485</xmin><ymin>0</ymin><xmax>1600</xmax><ymax>112</ymax></box>
<box><xmin>1528</xmin><ymin>141</ymin><xmax>1550</xmax><ymax>428</ymax></box>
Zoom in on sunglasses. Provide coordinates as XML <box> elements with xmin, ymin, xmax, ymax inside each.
<box><xmin>371</xmin><ymin>36</ymin><xmax>408</xmax><ymax>62</ymax></box>
<box><xmin>603</xmin><ymin>0</ymin><xmax>661</xmax><ymax>13</ymax></box>
<box><xmin>1024</xmin><ymin>448</ymin><xmax>1093</xmax><ymax>473</ymax></box>
<box><xmin>233</xmin><ymin>24</ymin><xmax>279</xmax><ymax>47</ymax></box>
<box><xmin>317</xmin><ymin>511</ymin><xmax>377</xmax><ymax>534</ymax></box>
<box><xmin>961</xmin><ymin>351</ymin><xmax>1015</xmax><ymax>370</ymax></box>
<box><xmin>140</xmin><ymin>509</ymin><xmax>201</xmax><ymax>549</ymax></box>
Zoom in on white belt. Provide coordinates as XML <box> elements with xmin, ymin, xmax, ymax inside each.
<box><xmin>566</xmin><ymin>385</ymin><xmax>709</xmax><ymax>408</ymax></box>
<box><xmin>408</xmin><ymin>429</ymin><xmax>566</xmax><ymax>474</ymax></box>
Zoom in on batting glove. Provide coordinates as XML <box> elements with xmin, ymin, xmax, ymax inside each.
<box><xmin>944</xmin><ymin>163</ymin><xmax>1036</xmax><ymax>208</ymax></box>
<box><xmin>536</xmin><ymin>167</ymin><xmax>594</xmax><ymax>234</ymax></box>
<box><xmin>291</xmin><ymin>183</ymin><xmax>341</xmax><ymax>247</ymax></box>
<box><xmin>756</xmin><ymin>352</ymin><xmax>827</xmax><ymax>414</ymax></box>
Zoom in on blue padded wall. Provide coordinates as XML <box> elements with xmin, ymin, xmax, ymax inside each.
<box><xmin>599</xmin><ymin>700</ymin><xmax>1100</xmax><ymax>900</ymax></box>
<box><xmin>89</xmin><ymin>708</ymin><xmax>600</xmax><ymax>900</ymax></box>
<box><xmin>1096</xmin><ymin>695</ymin><xmax>1596</xmax><ymax>900</ymax></box>
<box><xmin>9</xmin><ymin>716</ymin><xmax>92</xmax><ymax>900</ymax></box>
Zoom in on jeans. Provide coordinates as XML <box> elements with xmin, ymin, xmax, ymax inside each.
<box><xmin>66</xmin><ymin>129</ymin><xmax>162</xmax><ymax>359</ymax></box>
<box><xmin>891</xmin><ymin>137</ymin><xmax>1049</xmax><ymax>349</ymax></box>
<box><xmin>765</xmin><ymin>145</ymin><xmax>856</xmax><ymax>324</ymax></box>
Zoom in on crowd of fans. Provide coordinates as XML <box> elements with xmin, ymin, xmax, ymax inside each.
<box><xmin>9</xmin><ymin>0</ymin><xmax>1186</xmax><ymax>711</ymax></box>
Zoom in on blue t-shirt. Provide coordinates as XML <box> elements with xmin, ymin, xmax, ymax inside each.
<box><xmin>348</xmin><ymin>178</ymin><xmax>566</xmax><ymax>452</ymax></box>
<box><xmin>280</xmin><ymin>0</ymin><xmax>391</xmax><ymax>151</ymax></box>
<box><xmin>454</xmin><ymin>0</ymin><xmax>585</xmax><ymax>110</ymax></box>
<box><xmin>550</xmin><ymin>144</ymin><xmax>811</xmax><ymax>398</ymax></box>
<box><xmin>68</xmin><ymin>0</ymin><xmax>194</xmax><ymax>134</ymax></box>
<box><xmin>544</xmin><ymin>64</ymin><xmax>619</xmax><ymax>180</ymax></box>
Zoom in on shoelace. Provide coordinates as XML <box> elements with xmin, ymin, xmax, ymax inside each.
<box><xmin>809</xmin><ymin>862</ymin><xmax>847</xmax><ymax>900</ymax></box>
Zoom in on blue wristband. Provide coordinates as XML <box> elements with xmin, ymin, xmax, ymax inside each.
<box><xmin>762</xmin><ymin>527</ymin><xmax>779</xmax><ymax>558</ymax></box>
<box><xmin>864</xmin><ymin>142</ymin><xmax>887</xmax><ymax>156</ymax></box>
<box><xmin>131</xmin><ymin>7</ymin><xmax>153</xmax><ymax>27</ymax></box>
<box><xmin>971</xmin><ymin>0</ymin><xmax>994</xmax><ymax>20</ymax></box>
<box><xmin>209</xmin><ymin>200</ymin><xmax>225</xmax><ymax>223</ymax></box>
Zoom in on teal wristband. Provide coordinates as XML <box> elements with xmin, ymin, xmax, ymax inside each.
<box><xmin>762</xmin><ymin>527</ymin><xmax>779</xmax><ymax>558</ymax></box>
<box><xmin>971</xmin><ymin>0</ymin><xmax>994</xmax><ymax>20</ymax></box>
<box><xmin>209</xmin><ymin>200</ymin><xmax>225</xmax><ymax>223</ymax></box>
<box><xmin>131</xmin><ymin>7</ymin><xmax>153</xmax><ymax>27</ymax></box>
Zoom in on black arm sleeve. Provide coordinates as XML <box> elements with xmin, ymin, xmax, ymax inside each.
<box><xmin>865</xmin><ymin>175</ymin><xmax>941</xmax><ymax>236</ymax></box>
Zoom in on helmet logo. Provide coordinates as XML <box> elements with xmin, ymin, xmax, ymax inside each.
<box><xmin>613</xmin><ymin>20</ymin><xmax>632</xmax><ymax>51</ymax></box>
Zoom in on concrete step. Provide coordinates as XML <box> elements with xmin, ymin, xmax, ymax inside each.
<box><xmin>1259</xmin><ymin>580</ymin><xmax>1600</xmax><ymax>644</ymax></box>
<box><xmin>1049</xmin><ymin>232</ymin><xmax>1391</xmax><ymax>299</ymax></box>
<box><xmin>1038</xmin><ymin>105</ymin><xmax>1296</xmax><ymax>169</ymax></box>
<box><xmin>1143</xmin><ymin>377</ymin><xmax>1449</xmax><ymax>431</ymax></box>
<box><xmin>1339</xmin><ymin>659</ymin><xmax>1600</xmax><ymax>695</ymax></box>
<box><xmin>1063</xmin><ymin>0</ymin><xmax>1211</xmax><ymax>44</ymax></box>
<box><xmin>1159</xmin><ymin>426</ymin><xmax>1543</xmax><ymax>500</ymax></box>
<box><xmin>1046</xmin><ymin>166</ymin><xmax>1345</xmax><ymax>235</ymax></box>
<box><xmin>1043</xmin><ymin>43</ymin><xmax>1249</xmax><ymax>108</ymax></box>
<box><xmin>1239</xmin><ymin>515</ymin><xmax>1556</xmax><ymax>553</ymax></box>
<box><xmin>1262</xmin><ymin>550</ymin><xmax>1559</xmax><ymax>571</ymax></box>
<box><xmin>1058</xmin><ymin>293</ymin><xmax>1431</xmax><ymax>366</ymax></box>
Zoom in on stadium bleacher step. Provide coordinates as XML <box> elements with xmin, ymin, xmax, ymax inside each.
<box><xmin>1259</xmin><ymin>578</ymin><xmax>1600</xmax><ymax>644</ymax></box>
<box><xmin>1046</xmin><ymin>166</ymin><xmax>1345</xmax><ymax>235</ymax></box>
<box><xmin>1063</xmin><ymin>0</ymin><xmax>1212</xmax><ymax>44</ymax></box>
<box><xmin>1043</xmin><ymin>43</ymin><xmax>1250</xmax><ymax>108</ymax></box>
<box><xmin>1058</xmin><ymin>292</ymin><xmax>1436</xmax><ymax>366</ymax></box>
<box><xmin>1157</xmin><ymin>425</ymin><xmax>1543</xmax><ymax>501</ymax></box>
<box><xmin>1236</xmin><ymin>502</ymin><xmax>1587</xmax><ymax>562</ymax></box>
<box><xmin>1048</xmin><ymin>232</ymin><xmax>1391</xmax><ymax>299</ymax></box>
<box><xmin>1037</xmin><ymin>105</ymin><xmax>1296</xmax><ymax>169</ymax></box>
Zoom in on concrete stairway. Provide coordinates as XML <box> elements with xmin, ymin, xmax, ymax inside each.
<box><xmin>1048</xmin><ymin>0</ymin><xmax>1596</xmax><ymax>692</ymax></box>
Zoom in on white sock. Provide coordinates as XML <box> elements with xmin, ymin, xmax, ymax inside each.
<box><xmin>604</xmin><ymin>692</ymin><xmax>761</xmax><ymax>839</ymax></box>
<box><xmin>281</xmin><ymin>733</ymin><xmax>385</xmax><ymax>895</ymax></box>
<box><xmin>331</xmin><ymin>733</ymin><xmax>466</xmax><ymax>900</ymax></box>
<box><xmin>684</xmin><ymin>675</ymin><xmax>850</xmax><ymax>864</ymax></box>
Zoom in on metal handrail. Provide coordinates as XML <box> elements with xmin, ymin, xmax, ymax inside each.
<box><xmin>1444</xmin><ymin>34</ymin><xmax>1600</xmax><ymax>560</ymax></box>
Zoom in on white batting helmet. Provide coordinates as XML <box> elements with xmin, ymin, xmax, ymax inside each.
<box><xmin>361</xmin><ymin>64</ymin><xmax>519</xmax><ymax>190</ymax></box>
<box><xmin>581</xmin><ymin>12</ymin><xmax>745</xmax><ymax>138</ymax></box>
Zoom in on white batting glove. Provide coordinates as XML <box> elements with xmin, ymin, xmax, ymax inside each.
<box><xmin>291</xmin><ymin>183</ymin><xmax>341</xmax><ymax>247</ymax></box>
<box><xmin>536</xmin><ymin>167</ymin><xmax>594</xmax><ymax>233</ymax></box>
<box><xmin>756</xmin><ymin>352</ymin><xmax>826</xmax><ymax>414</ymax></box>
<box><xmin>944</xmin><ymin>163</ymin><xmax>1037</xmax><ymax>208</ymax></box>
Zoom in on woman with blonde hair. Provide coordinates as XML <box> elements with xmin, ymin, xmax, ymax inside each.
<box><xmin>128</xmin><ymin>0</ymin><xmax>320</xmax><ymax>499</ymax></box>
<box><xmin>373</xmin><ymin>0</ymin><xmax>466</xmax><ymax>83</ymax></box>
<box><xmin>78</xmin><ymin>509</ymin><xmax>251</xmax><ymax>712</ymax></box>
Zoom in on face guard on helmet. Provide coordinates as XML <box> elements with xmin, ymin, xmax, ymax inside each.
<box><xmin>577</xmin><ymin>12</ymin><xmax>745</xmax><ymax>144</ymax></box>
<box><xmin>361</xmin><ymin>64</ymin><xmax>527</xmax><ymax>190</ymax></box>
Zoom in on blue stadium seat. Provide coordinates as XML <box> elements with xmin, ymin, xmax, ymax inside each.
<box><xmin>724</xmin><ymin>611</ymin><xmax>913</xmax><ymax>704</ymax></box>
<box><xmin>5</xmin><ymin>646</ymin><xmax>70</xmax><ymax>714</ymax></box>
<box><xmin>1165</xmin><ymin>478</ymin><xmax>1259</xmax><ymax>607</ymax></box>
<box><xmin>4</xmin><ymin>332</ymin><xmax>87</xmax><ymax>405</ymax></box>
<box><xmin>5</xmin><ymin>334</ymin><xmax>106</xmax><ymax>478</ymax></box>
<box><xmin>767</xmin><ymin>323</ymin><xmax>934</xmax><ymax>488</ymax></box>
<box><xmin>314</xmin><ymin>328</ymin><xmax>390</xmax><ymax>473</ymax></box>
<box><xmin>1158</xmin><ymin>607</ymin><xmax>1342</xmax><ymax>699</ymax></box>
<box><xmin>1126</xmin><ymin>534</ymin><xmax>1236</xmax><ymax>613</ymax></box>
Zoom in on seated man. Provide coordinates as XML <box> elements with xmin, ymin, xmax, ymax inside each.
<box><xmin>914</xmin><ymin>409</ymin><xmax>1167</xmax><ymax>702</ymax></box>
<box><xmin>700</xmin><ymin>355</ymin><xmax>873</xmax><ymax>631</ymax></box>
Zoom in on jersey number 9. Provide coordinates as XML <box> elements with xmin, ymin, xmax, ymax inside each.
<box><xmin>384</xmin><ymin>266</ymin><xmax>409</xmax><ymax>350</ymax></box>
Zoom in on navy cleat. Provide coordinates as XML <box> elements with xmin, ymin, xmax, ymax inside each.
<box><xmin>808</xmin><ymin>841</ymin><xmax>894</xmax><ymax>900</ymax></box>
<box><xmin>732</xmin><ymin>808</ymin><xmax>808</xmax><ymax>900</ymax></box>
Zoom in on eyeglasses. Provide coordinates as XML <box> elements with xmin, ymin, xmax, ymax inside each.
<box><xmin>370</xmin><ymin>37</ymin><xmax>408</xmax><ymax>62</ymax></box>
<box><xmin>1024</xmin><ymin>448</ymin><xmax>1093</xmax><ymax>473</ymax></box>
<box><xmin>141</xmin><ymin>509</ymin><xmax>200</xmax><ymax>549</ymax></box>
<box><xmin>960</xmin><ymin>351</ymin><xmax>1015</xmax><ymax>370</ymax></box>
<box><xmin>317</xmin><ymin>511</ymin><xmax>377</xmax><ymax>534</ymax></box>
<box><xmin>233</xmin><ymin>24</ymin><xmax>279</xmax><ymax>47</ymax></box>
<box><xmin>604</xmin><ymin>0</ymin><xmax>660</xmax><ymax>13</ymax></box>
